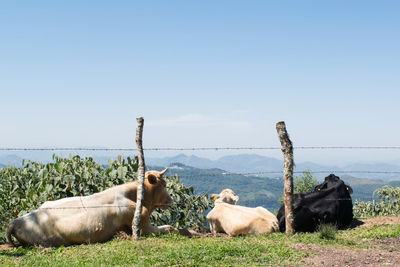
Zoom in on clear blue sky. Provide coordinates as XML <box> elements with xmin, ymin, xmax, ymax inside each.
<box><xmin>1</xmin><ymin>1</ymin><xmax>399</xmax><ymax>164</ymax></box>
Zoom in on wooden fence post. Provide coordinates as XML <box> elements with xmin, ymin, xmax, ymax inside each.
<box><xmin>132</xmin><ymin>117</ymin><xmax>146</xmax><ymax>240</ymax></box>
<box><xmin>276</xmin><ymin>121</ymin><xmax>295</xmax><ymax>234</ymax></box>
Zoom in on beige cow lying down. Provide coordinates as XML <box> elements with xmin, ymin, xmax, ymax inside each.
<box><xmin>206</xmin><ymin>189</ymin><xmax>279</xmax><ymax>236</ymax></box>
<box><xmin>6</xmin><ymin>168</ymin><xmax>180</xmax><ymax>247</ymax></box>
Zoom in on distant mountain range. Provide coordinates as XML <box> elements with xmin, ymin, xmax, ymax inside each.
<box><xmin>147</xmin><ymin>154</ymin><xmax>283</xmax><ymax>174</ymax></box>
<box><xmin>2</xmin><ymin>153</ymin><xmax>400</xmax><ymax>181</ymax></box>
<box><xmin>146</xmin><ymin>153</ymin><xmax>400</xmax><ymax>181</ymax></box>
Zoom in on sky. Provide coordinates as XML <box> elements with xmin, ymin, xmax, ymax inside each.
<box><xmin>1</xmin><ymin>1</ymin><xmax>400</xmax><ymax>164</ymax></box>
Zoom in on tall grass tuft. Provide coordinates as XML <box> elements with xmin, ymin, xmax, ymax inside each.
<box><xmin>317</xmin><ymin>223</ymin><xmax>337</xmax><ymax>240</ymax></box>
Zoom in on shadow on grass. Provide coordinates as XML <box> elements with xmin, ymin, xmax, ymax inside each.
<box><xmin>0</xmin><ymin>250</ymin><xmax>27</xmax><ymax>257</ymax></box>
<box><xmin>0</xmin><ymin>243</ymin><xmax>33</xmax><ymax>257</ymax></box>
<box><xmin>348</xmin><ymin>218</ymin><xmax>365</xmax><ymax>229</ymax></box>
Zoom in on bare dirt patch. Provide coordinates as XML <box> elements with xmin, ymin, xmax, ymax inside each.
<box><xmin>298</xmin><ymin>244</ymin><xmax>400</xmax><ymax>267</ymax></box>
<box><xmin>374</xmin><ymin>237</ymin><xmax>400</xmax><ymax>252</ymax></box>
<box><xmin>296</xmin><ymin>215</ymin><xmax>400</xmax><ymax>267</ymax></box>
<box><xmin>0</xmin><ymin>243</ymin><xmax>13</xmax><ymax>251</ymax></box>
<box><xmin>356</xmin><ymin>215</ymin><xmax>400</xmax><ymax>228</ymax></box>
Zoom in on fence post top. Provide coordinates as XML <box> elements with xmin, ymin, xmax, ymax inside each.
<box><xmin>276</xmin><ymin>121</ymin><xmax>286</xmax><ymax>127</ymax></box>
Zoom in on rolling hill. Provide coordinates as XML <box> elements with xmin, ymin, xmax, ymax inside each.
<box><xmin>155</xmin><ymin>163</ymin><xmax>284</xmax><ymax>211</ymax></box>
<box><xmin>147</xmin><ymin>154</ymin><xmax>400</xmax><ymax>181</ymax></box>
<box><xmin>151</xmin><ymin>163</ymin><xmax>400</xmax><ymax>212</ymax></box>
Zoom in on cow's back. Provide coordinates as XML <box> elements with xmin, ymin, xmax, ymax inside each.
<box><xmin>207</xmin><ymin>204</ymin><xmax>278</xmax><ymax>236</ymax></box>
<box><xmin>9</xmin><ymin>184</ymin><xmax>135</xmax><ymax>246</ymax></box>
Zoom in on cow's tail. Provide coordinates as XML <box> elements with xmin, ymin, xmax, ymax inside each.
<box><xmin>6</xmin><ymin>221</ymin><xmax>15</xmax><ymax>246</ymax></box>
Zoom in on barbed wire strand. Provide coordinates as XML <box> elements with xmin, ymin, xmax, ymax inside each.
<box><xmin>1</xmin><ymin>170</ymin><xmax>400</xmax><ymax>183</ymax></box>
<box><xmin>171</xmin><ymin>170</ymin><xmax>400</xmax><ymax>178</ymax></box>
<box><xmin>11</xmin><ymin>197</ymin><xmax>374</xmax><ymax>210</ymax></box>
<box><xmin>2</xmin><ymin>146</ymin><xmax>400</xmax><ymax>151</ymax></box>
<box><xmin>1</xmin><ymin>170</ymin><xmax>400</xmax><ymax>182</ymax></box>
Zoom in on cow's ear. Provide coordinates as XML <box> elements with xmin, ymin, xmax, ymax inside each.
<box><xmin>210</xmin><ymin>194</ymin><xmax>219</xmax><ymax>201</ymax></box>
<box><xmin>233</xmin><ymin>195</ymin><xmax>239</xmax><ymax>204</ymax></box>
<box><xmin>147</xmin><ymin>174</ymin><xmax>158</xmax><ymax>184</ymax></box>
<box><xmin>346</xmin><ymin>186</ymin><xmax>353</xmax><ymax>194</ymax></box>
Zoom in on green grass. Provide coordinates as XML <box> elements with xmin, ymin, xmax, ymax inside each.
<box><xmin>1</xmin><ymin>235</ymin><xmax>307</xmax><ymax>266</ymax></box>
<box><xmin>352</xmin><ymin>225</ymin><xmax>400</xmax><ymax>239</ymax></box>
<box><xmin>1</xmin><ymin>224</ymin><xmax>400</xmax><ymax>267</ymax></box>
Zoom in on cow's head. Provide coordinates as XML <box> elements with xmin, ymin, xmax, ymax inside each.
<box><xmin>210</xmin><ymin>189</ymin><xmax>239</xmax><ymax>204</ymax></box>
<box><xmin>145</xmin><ymin>168</ymin><xmax>173</xmax><ymax>210</ymax></box>
<box><xmin>314</xmin><ymin>174</ymin><xmax>353</xmax><ymax>194</ymax></box>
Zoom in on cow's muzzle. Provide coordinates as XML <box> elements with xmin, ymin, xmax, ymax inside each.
<box><xmin>159</xmin><ymin>196</ymin><xmax>174</xmax><ymax>210</ymax></box>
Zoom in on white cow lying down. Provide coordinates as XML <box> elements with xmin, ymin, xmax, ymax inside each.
<box><xmin>7</xmin><ymin>168</ymin><xmax>179</xmax><ymax>247</ymax></box>
<box><xmin>206</xmin><ymin>189</ymin><xmax>279</xmax><ymax>236</ymax></box>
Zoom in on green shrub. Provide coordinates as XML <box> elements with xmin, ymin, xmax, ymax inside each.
<box><xmin>293</xmin><ymin>170</ymin><xmax>318</xmax><ymax>194</ymax></box>
<box><xmin>151</xmin><ymin>175</ymin><xmax>212</xmax><ymax>228</ymax></box>
<box><xmin>353</xmin><ymin>185</ymin><xmax>400</xmax><ymax>218</ymax></box>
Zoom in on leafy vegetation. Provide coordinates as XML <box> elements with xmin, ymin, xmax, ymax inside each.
<box><xmin>151</xmin><ymin>175</ymin><xmax>211</xmax><ymax>228</ymax></box>
<box><xmin>293</xmin><ymin>170</ymin><xmax>319</xmax><ymax>194</ymax></box>
<box><xmin>353</xmin><ymin>185</ymin><xmax>400</xmax><ymax>218</ymax></box>
<box><xmin>0</xmin><ymin>155</ymin><xmax>211</xmax><ymax>242</ymax></box>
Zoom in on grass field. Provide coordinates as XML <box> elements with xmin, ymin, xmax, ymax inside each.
<box><xmin>1</xmin><ymin>217</ymin><xmax>399</xmax><ymax>267</ymax></box>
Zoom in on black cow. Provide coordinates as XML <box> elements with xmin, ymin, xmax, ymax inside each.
<box><xmin>277</xmin><ymin>174</ymin><xmax>353</xmax><ymax>232</ymax></box>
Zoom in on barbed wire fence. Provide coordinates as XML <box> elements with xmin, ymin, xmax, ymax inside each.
<box><xmin>2</xmin><ymin>146</ymin><xmax>400</xmax><ymax>151</ymax></box>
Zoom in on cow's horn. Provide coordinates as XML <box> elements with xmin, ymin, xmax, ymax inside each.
<box><xmin>160</xmin><ymin>168</ymin><xmax>168</xmax><ymax>176</ymax></box>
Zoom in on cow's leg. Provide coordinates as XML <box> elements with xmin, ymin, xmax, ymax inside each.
<box><xmin>209</xmin><ymin>223</ymin><xmax>215</xmax><ymax>234</ymax></box>
<box><xmin>209</xmin><ymin>220</ymin><xmax>223</xmax><ymax>236</ymax></box>
<box><xmin>136</xmin><ymin>208</ymin><xmax>178</xmax><ymax>235</ymax></box>
<box><xmin>156</xmin><ymin>225</ymin><xmax>179</xmax><ymax>234</ymax></box>
<box><xmin>209</xmin><ymin>222</ymin><xmax>217</xmax><ymax>235</ymax></box>
<box><xmin>140</xmin><ymin>223</ymin><xmax>178</xmax><ymax>235</ymax></box>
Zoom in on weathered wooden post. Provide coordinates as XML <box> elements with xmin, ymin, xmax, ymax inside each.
<box><xmin>132</xmin><ymin>117</ymin><xmax>145</xmax><ymax>240</ymax></box>
<box><xmin>276</xmin><ymin>121</ymin><xmax>295</xmax><ymax>234</ymax></box>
